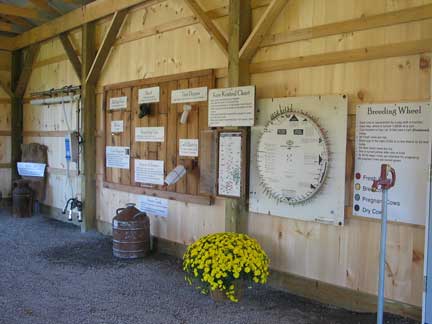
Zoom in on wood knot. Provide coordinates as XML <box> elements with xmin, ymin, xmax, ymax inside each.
<box><xmin>419</xmin><ymin>56</ymin><xmax>430</xmax><ymax>70</ymax></box>
<box><xmin>357</xmin><ymin>91</ymin><xmax>365</xmax><ymax>101</ymax></box>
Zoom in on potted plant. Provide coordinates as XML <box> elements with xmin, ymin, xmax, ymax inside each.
<box><xmin>183</xmin><ymin>232</ymin><xmax>269</xmax><ymax>302</ymax></box>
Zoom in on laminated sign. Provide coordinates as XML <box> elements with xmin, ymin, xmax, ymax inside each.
<box><xmin>208</xmin><ymin>86</ymin><xmax>255</xmax><ymax>127</ymax></box>
<box><xmin>109</xmin><ymin>96</ymin><xmax>127</xmax><ymax>110</ymax></box>
<box><xmin>352</xmin><ymin>102</ymin><xmax>431</xmax><ymax>225</ymax></box>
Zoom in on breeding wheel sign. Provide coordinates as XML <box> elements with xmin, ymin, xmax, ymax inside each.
<box><xmin>249</xmin><ymin>95</ymin><xmax>347</xmax><ymax>225</ymax></box>
<box><xmin>256</xmin><ymin>110</ymin><xmax>329</xmax><ymax>204</ymax></box>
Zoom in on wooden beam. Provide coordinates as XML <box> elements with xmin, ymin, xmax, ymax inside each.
<box><xmin>184</xmin><ymin>0</ymin><xmax>228</xmax><ymax>57</ymax></box>
<box><xmin>13</xmin><ymin>0</ymin><xmax>163</xmax><ymax>49</ymax></box>
<box><xmin>14</xmin><ymin>44</ymin><xmax>40</xmax><ymax>98</ymax></box>
<box><xmin>0</xmin><ymin>80</ymin><xmax>13</xmax><ymax>98</ymax></box>
<box><xmin>261</xmin><ymin>3</ymin><xmax>432</xmax><ymax>48</ymax></box>
<box><xmin>0</xmin><ymin>36</ymin><xmax>15</xmax><ymax>51</ymax></box>
<box><xmin>81</xmin><ymin>22</ymin><xmax>97</xmax><ymax>232</ymax></box>
<box><xmin>0</xmin><ymin>21</ymin><xmax>19</xmax><ymax>34</ymax></box>
<box><xmin>29</xmin><ymin>0</ymin><xmax>62</xmax><ymax>16</ymax></box>
<box><xmin>0</xmin><ymin>4</ymin><xmax>40</xmax><ymax>20</ymax></box>
<box><xmin>239</xmin><ymin>0</ymin><xmax>288</xmax><ymax>61</ymax></box>
<box><xmin>86</xmin><ymin>10</ymin><xmax>128</xmax><ymax>85</ymax></box>
<box><xmin>249</xmin><ymin>38</ymin><xmax>432</xmax><ymax>74</ymax></box>
<box><xmin>1</xmin><ymin>15</ymin><xmax>34</xmax><ymax>29</ymax></box>
<box><xmin>225</xmin><ymin>0</ymin><xmax>251</xmax><ymax>233</ymax></box>
<box><xmin>59</xmin><ymin>33</ymin><xmax>82</xmax><ymax>80</ymax></box>
<box><xmin>11</xmin><ymin>50</ymin><xmax>23</xmax><ymax>186</ymax></box>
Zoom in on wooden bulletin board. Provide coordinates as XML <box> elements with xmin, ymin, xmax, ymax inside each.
<box><xmin>103</xmin><ymin>69</ymin><xmax>215</xmax><ymax>205</ymax></box>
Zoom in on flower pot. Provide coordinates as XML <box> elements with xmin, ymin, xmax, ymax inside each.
<box><xmin>210</xmin><ymin>280</ymin><xmax>245</xmax><ymax>302</ymax></box>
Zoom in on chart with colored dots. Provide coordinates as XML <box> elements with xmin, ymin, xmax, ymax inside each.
<box><xmin>352</xmin><ymin>102</ymin><xmax>431</xmax><ymax>225</ymax></box>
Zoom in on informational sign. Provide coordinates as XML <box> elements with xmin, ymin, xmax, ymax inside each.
<box><xmin>171</xmin><ymin>87</ymin><xmax>207</xmax><ymax>103</ymax></box>
<box><xmin>138</xmin><ymin>86</ymin><xmax>160</xmax><ymax>104</ymax></box>
<box><xmin>208</xmin><ymin>85</ymin><xmax>255</xmax><ymax>127</ymax></box>
<box><xmin>179</xmin><ymin>139</ymin><xmax>199</xmax><ymax>157</ymax></box>
<box><xmin>109</xmin><ymin>96</ymin><xmax>127</xmax><ymax>110</ymax></box>
<box><xmin>138</xmin><ymin>195</ymin><xmax>168</xmax><ymax>217</ymax></box>
<box><xmin>17</xmin><ymin>162</ymin><xmax>46</xmax><ymax>177</ymax></box>
<box><xmin>256</xmin><ymin>111</ymin><xmax>329</xmax><ymax>204</ymax></box>
<box><xmin>249</xmin><ymin>95</ymin><xmax>348</xmax><ymax>225</ymax></box>
<box><xmin>111</xmin><ymin>120</ymin><xmax>124</xmax><ymax>133</ymax></box>
<box><xmin>135</xmin><ymin>159</ymin><xmax>164</xmax><ymax>185</ymax></box>
<box><xmin>352</xmin><ymin>102</ymin><xmax>431</xmax><ymax>225</ymax></box>
<box><xmin>106</xmin><ymin>146</ymin><xmax>130</xmax><ymax>169</ymax></box>
<box><xmin>218</xmin><ymin>132</ymin><xmax>242</xmax><ymax>197</ymax></box>
<box><xmin>135</xmin><ymin>127</ymin><xmax>165</xmax><ymax>142</ymax></box>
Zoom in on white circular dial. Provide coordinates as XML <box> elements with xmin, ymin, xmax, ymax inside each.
<box><xmin>257</xmin><ymin>111</ymin><xmax>328</xmax><ymax>204</ymax></box>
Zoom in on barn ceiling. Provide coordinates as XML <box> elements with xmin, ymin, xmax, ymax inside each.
<box><xmin>0</xmin><ymin>0</ymin><xmax>94</xmax><ymax>37</ymax></box>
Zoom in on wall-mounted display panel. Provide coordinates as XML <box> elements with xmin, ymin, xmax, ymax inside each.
<box><xmin>103</xmin><ymin>70</ymin><xmax>215</xmax><ymax>205</ymax></box>
<box><xmin>352</xmin><ymin>102</ymin><xmax>431</xmax><ymax>225</ymax></box>
<box><xmin>249</xmin><ymin>95</ymin><xmax>348</xmax><ymax>225</ymax></box>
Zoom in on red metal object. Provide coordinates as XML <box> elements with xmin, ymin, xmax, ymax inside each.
<box><xmin>372</xmin><ymin>164</ymin><xmax>396</xmax><ymax>191</ymax></box>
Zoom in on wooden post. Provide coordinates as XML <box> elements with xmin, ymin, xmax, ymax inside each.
<box><xmin>81</xmin><ymin>22</ymin><xmax>97</xmax><ymax>232</ymax></box>
<box><xmin>225</xmin><ymin>0</ymin><xmax>251</xmax><ymax>233</ymax></box>
<box><xmin>10</xmin><ymin>50</ymin><xmax>23</xmax><ymax>187</ymax></box>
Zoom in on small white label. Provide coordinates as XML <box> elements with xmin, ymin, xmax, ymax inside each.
<box><xmin>135</xmin><ymin>127</ymin><xmax>165</xmax><ymax>142</ymax></box>
<box><xmin>171</xmin><ymin>87</ymin><xmax>208</xmax><ymax>104</ymax></box>
<box><xmin>106</xmin><ymin>146</ymin><xmax>130</xmax><ymax>169</ymax></box>
<box><xmin>17</xmin><ymin>162</ymin><xmax>46</xmax><ymax>177</ymax></box>
<box><xmin>138</xmin><ymin>86</ymin><xmax>160</xmax><ymax>104</ymax></box>
<box><xmin>135</xmin><ymin>159</ymin><xmax>164</xmax><ymax>185</ymax></box>
<box><xmin>138</xmin><ymin>195</ymin><xmax>168</xmax><ymax>217</ymax></box>
<box><xmin>110</xmin><ymin>96</ymin><xmax>128</xmax><ymax>110</ymax></box>
<box><xmin>111</xmin><ymin>120</ymin><xmax>124</xmax><ymax>133</ymax></box>
<box><xmin>179</xmin><ymin>139</ymin><xmax>199</xmax><ymax>157</ymax></box>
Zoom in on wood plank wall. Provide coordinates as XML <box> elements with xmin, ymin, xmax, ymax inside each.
<box><xmin>0</xmin><ymin>50</ymin><xmax>11</xmax><ymax>198</ymax></box>
<box><xmin>22</xmin><ymin>0</ymin><xmax>431</xmax><ymax>308</ymax></box>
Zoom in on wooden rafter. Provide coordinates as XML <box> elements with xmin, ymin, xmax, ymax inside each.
<box><xmin>0</xmin><ymin>21</ymin><xmax>17</xmax><ymax>33</ymax></box>
<box><xmin>1</xmin><ymin>15</ymin><xmax>34</xmax><ymax>29</ymax></box>
<box><xmin>29</xmin><ymin>0</ymin><xmax>62</xmax><ymax>16</ymax></box>
<box><xmin>86</xmin><ymin>10</ymin><xmax>128</xmax><ymax>84</ymax></box>
<box><xmin>59</xmin><ymin>33</ymin><xmax>82</xmax><ymax>80</ymax></box>
<box><xmin>239</xmin><ymin>0</ymin><xmax>288</xmax><ymax>61</ymax></box>
<box><xmin>184</xmin><ymin>0</ymin><xmax>228</xmax><ymax>56</ymax></box>
<box><xmin>14</xmin><ymin>0</ymin><xmax>162</xmax><ymax>49</ymax></box>
<box><xmin>14</xmin><ymin>44</ymin><xmax>40</xmax><ymax>98</ymax></box>
<box><xmin>0</xmin><ymin>3</ymin><xmax>40</xmax><ymax>20</ymax></box>
<box><xmin>260</xmin><ymin>3</ymin><xmax>432</xmax><ymax>48</ymax></box>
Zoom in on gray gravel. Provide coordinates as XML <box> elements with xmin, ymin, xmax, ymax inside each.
<box><xmin>0</xmin><ymin>207</ymin><xmax>418</xmax><ymax>324</ymax></box>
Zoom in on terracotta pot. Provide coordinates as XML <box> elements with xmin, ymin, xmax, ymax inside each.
<box><xmin>210</xmin><ymin>280</ymin><xmax>245</xmax><ymax>302</ymax></box>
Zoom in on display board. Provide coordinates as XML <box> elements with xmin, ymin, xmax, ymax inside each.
<box><xmin>217</xmin><ymin>131</ymin><xmax>246</xmax><ymax>198</ymax></box>
<box><xmin>104</xmin><ymin>70</ymin><xmax>215</xmax><ymax>204</ymax></box>
<box><xmin>352</xmin><ymin>102</ymin><xmax>431</xmax><ymax>225</ymax></box>
<box><xmin>249</xmin><ymin>95</ymin><xmax>348</xmax><ymax>225</ymax></box>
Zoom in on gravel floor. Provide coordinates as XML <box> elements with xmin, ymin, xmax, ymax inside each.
<box><xmin>0</xmin><ymin>208</ymin><xmax>419</xmax><ymax>324</ymax></box>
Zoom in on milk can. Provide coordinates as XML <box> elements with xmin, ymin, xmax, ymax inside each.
<box><xmin>112</xmin><ymin>203</ymin><xmax>150</xmax><ymax>259</ymax></box>
<box><xmin>12</xmin><ymin>180</ymin><xmax>33</xmax><ymax>218</ymax></box>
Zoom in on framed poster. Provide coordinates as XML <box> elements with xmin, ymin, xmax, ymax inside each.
<box><xmin>217</xmin><ymin>130</ymin><xmax>246</xmax><ymax>198</ymax></box>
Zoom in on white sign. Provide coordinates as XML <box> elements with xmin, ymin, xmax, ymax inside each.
<box><xmin>208</xmin><ymin>85</ymin><xmax>255</xmax><ymax>127</ymax></box>
<box><xmin>17</xmin><ymin>162</ymin><xmax>46</xmax><ymax>177</ymax></box>
<box><xmin>135</xmin><ymin>127</ymin><xmax>165</xmax><ymax>142</ymax></box>
<box><xmin>111</xmin><ymin>120</ymin><xmax>124</xmax><ymax>133</ymax></box>
<box><xmin>353</xmin><ymin>102</ymin><xmax>431</xmax><ymax>225</ymax></box>
<box><xmin>138</xmin><ymin>195</ymin><xmax>168</xmax><ymax>217</ymax></box>
<box><xmin>179</xmin><ymin>139</ymin><xmax>199</xmax><ymax>157</ymax></box>
<box><xmin>139</xmin><ymin>86</ymin><xmax>160</xmax><ymax>104</ymax></box>
<box><xmin>171</xmin><ymin>87</ymin><xmax>208</xmax><ymax>103</ymax></box>
<box><xmin>109</xmin><ymin>96</ymin><xmax>128</xmax><ymax>110</ymax></box>
<box><xmin>135</xmin><ymin>159</ymin><xmax>164</xmax><ymax>185</ymax></box>
<box><xmin>218</xmin><ymin>133</ymin><xmax>242</xmax><ymax>197</ymax></box>
<box><xmin>249</xmin><ymin>95</ymin><xmax>348</xmax><ymax>225</ymax></box>
<box><xmin>106</xmin><ymin>146</ymin><xmax>130</xmax><ymax>169</ymax></box>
